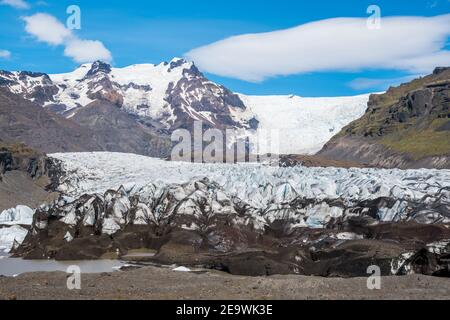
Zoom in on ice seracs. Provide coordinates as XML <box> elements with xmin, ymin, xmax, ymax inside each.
<box><xmin>0</xmin><ymin>206</ymin><xmax>34</xmax><ymax>252</ymax></box>
<box><xmin>40</xmin><ymin>152</ymin><xmax>450</xmax><ymax>234</ymax></box>
<box><xmin>0</xmin><ymin>205</ymin><xmax>34</xmax><ymax>226</ymax></box>
<box><xmin>50</xmin><ymin>152</ymin><xmax>450</xmax><ymax>204</ymax></box>
<box><xmin>0</xmin><ymin>226</ymin><xmax>29</xmax><ymax>253</ymax></box>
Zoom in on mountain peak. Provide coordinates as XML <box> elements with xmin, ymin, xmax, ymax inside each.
<box><xmin>85</xmin><ymin>60</ymin><xmax>112</xmax><ymax>78</ymax></box>
<box><xmin>168</xmin><ymin>57</ymin><xmax>190</xmax><ymax>70</ymax></box>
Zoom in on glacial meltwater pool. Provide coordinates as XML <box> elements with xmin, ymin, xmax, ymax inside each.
<box><xmin>0</xmin><ymin>252</ymin><xmax>126</xmax><ymax>277</ymax></box>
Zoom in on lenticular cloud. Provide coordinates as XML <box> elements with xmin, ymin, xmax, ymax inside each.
<box><xmin>185</xmin><ymin>15</ymin><xmax>450</xmax><ymax>82</ymax></box>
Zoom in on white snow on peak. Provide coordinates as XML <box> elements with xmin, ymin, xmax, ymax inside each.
<box><xmin>49</xmin><ymin>63</ymin><xmax>93</xmax><ymax>84</ymax></box>
<box><xmin>49</xmin><ymin>59</ymin><xmax>191</xmax><ymax>88</ymax></box>
<box><xmin>48</xmin><ymin>59</ymin><xmax>193</xmax><ymax>122</ymax></box>
<box><xmin>109</xmin><ymin>59</ymin><xmax>192</xmax><ymax>86</ymax></box>
<box><xmin>238</xmin><ymin>93</ymin><xmax>371</xmax><ymax>154</ymax></box>
<box><xmin>111</xmin><ymin>61</ymin><xmax>189</xmax><ymax>119</ymax></box>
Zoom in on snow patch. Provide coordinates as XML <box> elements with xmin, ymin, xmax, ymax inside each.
<box><xmin>173</xmin><ymin>266</ymin><xmax>191</xmax><ymax>272</ymax></box>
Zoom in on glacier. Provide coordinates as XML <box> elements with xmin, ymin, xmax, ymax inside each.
<box><xmin>50</xmin><ymin>152</ymin><xmax>450</xmax><ymax>205</ymax></box>
<box><xmin>33</xmin><ymin>152</ymin><xmax>449</xmax><ymax>236</ymax></box>
<box><xmin>7</xmin><ymin>152</ymin><xmax>449</xmax><ymax>277</ymax></box>
<box><xmin>239</xmin><ymin>93</ymin><xmax>370</xmax><ymax>154</ymax></box>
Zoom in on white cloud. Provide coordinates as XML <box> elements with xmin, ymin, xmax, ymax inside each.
<box><xmin>186</xmin><ymin>15</ymin><xmax>450</xmax><ymax>82</ymax></box>
<box><xmin>64</xmin><ymin>39</ymin><xmax>112</xmax><ymax>63</ymax></box>
<box><xmin>22</xmin><ymin>13</ymin><xmax>112</xmax><ymax>63</ymax></box>
<box><xmin>1</xmin><ymin>0</ymin><xmax>29</xmax><ymax>9</ymax></box>
<box><xmin>23</xmin><ymin>13</ymin><xmax>71</xmax><ymax>45</ymax></box>
<box><xmin>0</xmin><ymin>49</ymin><xmax>11</xmax><ymax>59</ymax></box>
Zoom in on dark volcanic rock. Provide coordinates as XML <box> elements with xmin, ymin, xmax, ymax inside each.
<box><xmin>0</xmin><ymin>142</ymin><xmax>56</xmax><ymax>181</ymax></box>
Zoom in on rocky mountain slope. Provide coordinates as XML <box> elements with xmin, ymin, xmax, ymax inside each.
<box><xmin>0</xmin><ymin>141</ymin><xmax>60</xmax><ymax>212</ymax></box>
<box><xmin>9</xmin><ymin>152</ymin><xmax>450</xmax><ymax>277</ymax></box>
<box><xmin>0</xmin><ymin>141</ymin><xmax>63</xmax><ymax>252</ymax></box>
<box><xmin>0</xmin><ymin>88</ymin><xmax>101</xmax><ymax>153</ymax></box>
<box><xmin>319</xmin><ymin>67</ymin><xmax>450</xmax><ymax>169</ymax></box>
<box><xmin>0</xmin><ymin>87</ymin><xmax>172</xmax><ymax>157</ymax></box>
<box><xmin>0</xmin><ymin>59</ymin><xmax>370</xmax><ymax>156</ymax></box>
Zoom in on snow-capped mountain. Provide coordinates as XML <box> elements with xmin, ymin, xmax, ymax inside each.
<box><xmin>0</xmin><ymin>58</ymin><xmax>255</xmax><ymax>132</ymax></box>
<box><xmin>0</xmin><ymin>58</ymin><xmax>370</xmax><ymax>154</ymax></box>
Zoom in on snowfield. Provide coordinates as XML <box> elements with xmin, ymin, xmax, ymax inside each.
<box><xmin>51</xmin><ymin>152</ymin><xmax>450</xmax><ymax>207</ymax></box>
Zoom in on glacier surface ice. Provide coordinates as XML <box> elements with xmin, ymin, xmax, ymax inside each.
<box><xmin>50</xmin><ymin>152</ymin><xmax>450</xmax><ymax>207</ymax></box>
<box><xmin>0</xmin><ymin>225</ymin><xmax>28</xmax><ymax>253</ymax></box>
<box><xmin>0</xmin><ymin>205</ymin><xmax>34</xmax><ymax>226</ymax></box>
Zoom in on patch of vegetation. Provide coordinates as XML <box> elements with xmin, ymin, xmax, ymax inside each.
<box><xmin>381</xmin><ymin>127</ymin><xmax>450</xmax><ymax>160</ymax></box>
<box><xmin>0</xmin><ymin>141</ymin><xmax>40</xmax><ymax>157</ymax></box>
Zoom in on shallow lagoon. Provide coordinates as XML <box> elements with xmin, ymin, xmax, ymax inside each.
<box><xmin>0</xmin><ymin>252</ymin><xmax>125</xmax><ymax>277</ymax></box>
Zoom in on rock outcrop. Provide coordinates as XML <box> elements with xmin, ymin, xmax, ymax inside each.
<box><xmin>0</xmin><ymin>141</ymin><xmax>62</xmax><ymax>211</ymax></box>
<box><xmin>319</xmin><ymin>67</ymin><xmax>450</xmax><ymax>169</ymax></box>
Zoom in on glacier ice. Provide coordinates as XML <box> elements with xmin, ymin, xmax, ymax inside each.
<box><xmin>0</xmin><ymin>206</ymin><xmax>34</xmax><ymax>226</ymax></box>
<box><xmin>50</xmin><ymin>152</ymin><xmax>450</xmax><ymax>207</ymax></box>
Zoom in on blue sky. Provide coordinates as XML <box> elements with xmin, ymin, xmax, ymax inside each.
<box><xmin>0</xmin><ymin>0</ymin><xmax>449</xmax><ymax>96</ymax></box>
